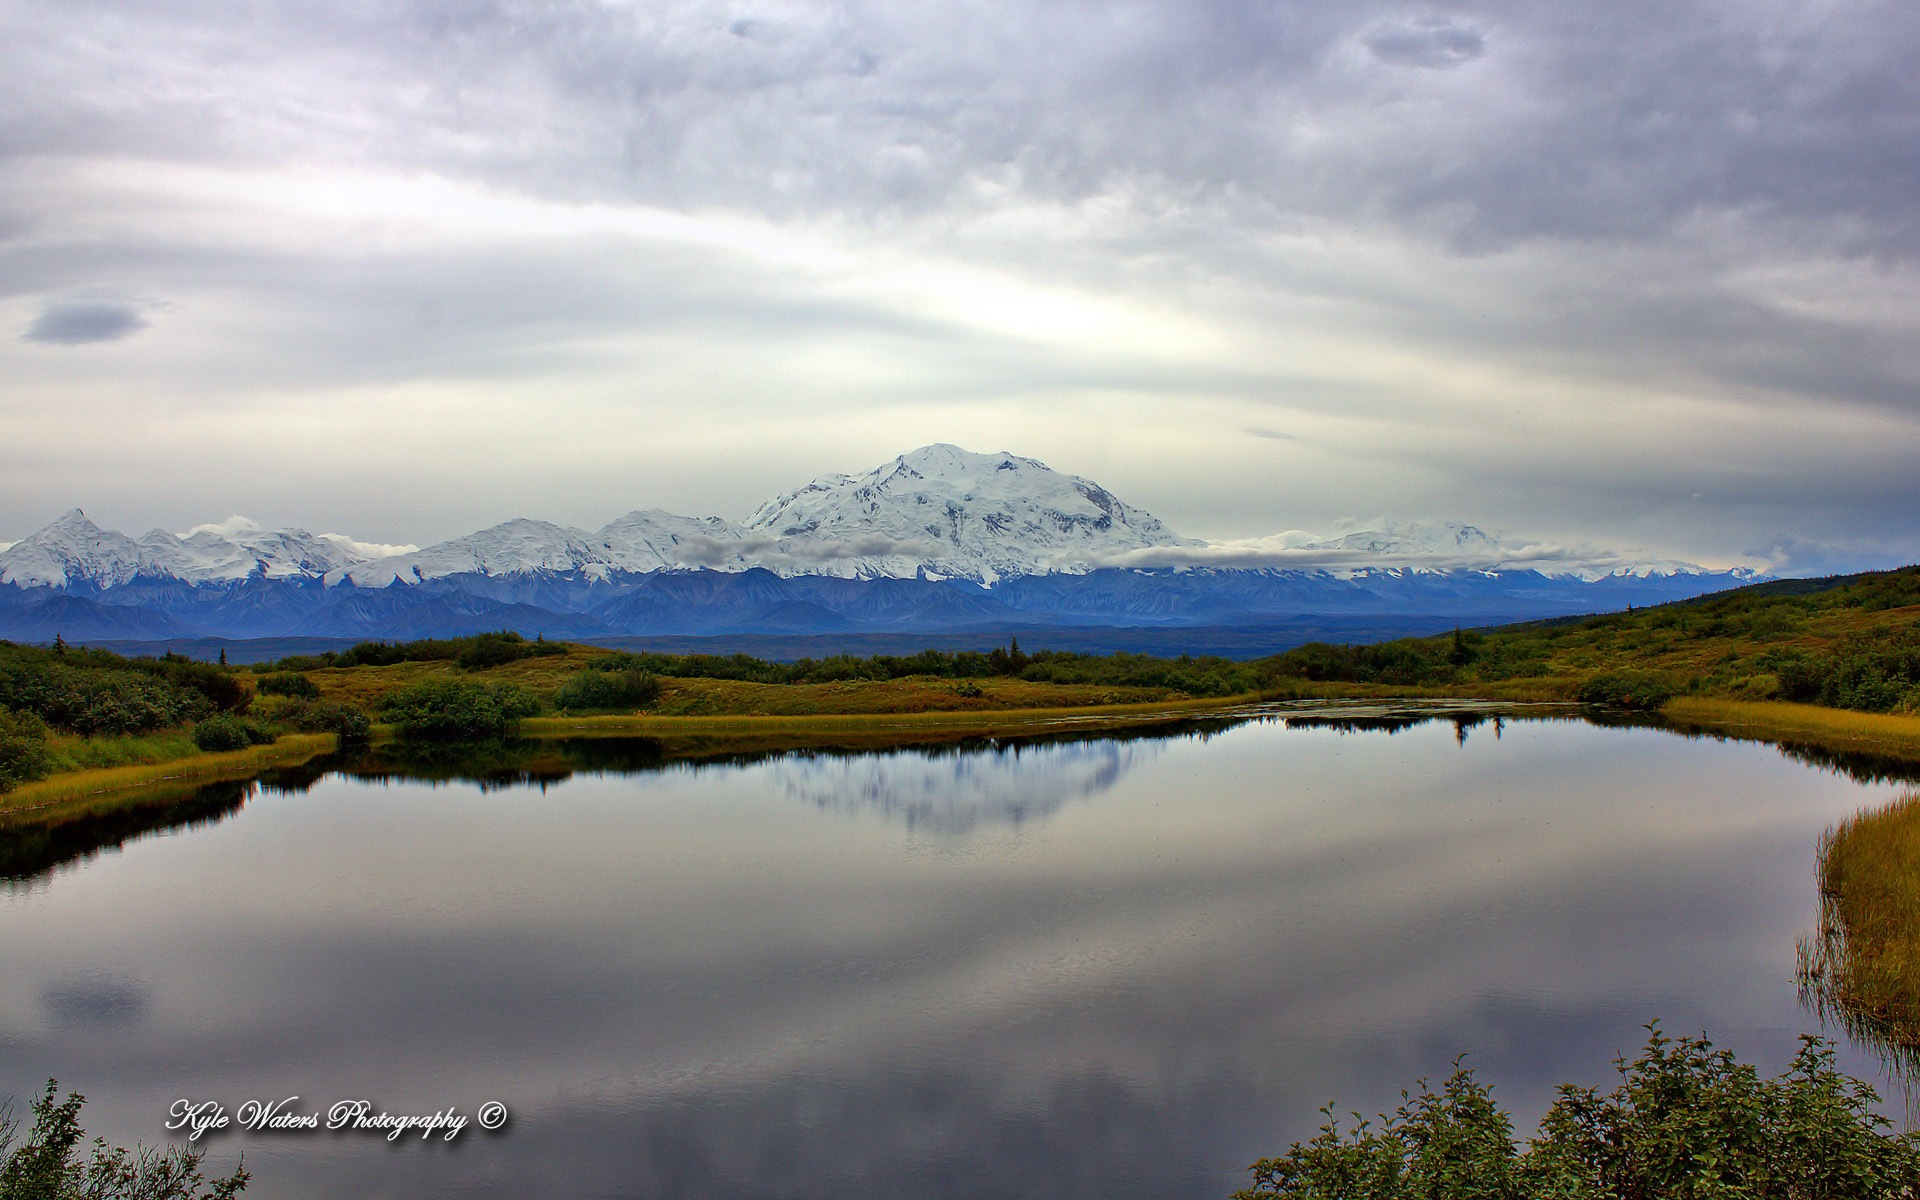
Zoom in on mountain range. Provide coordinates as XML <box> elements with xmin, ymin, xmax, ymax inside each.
<box><xmin>0</xmin><ymin>445</ymin><xmax>1755</xmax><ymax>651</ymax></box>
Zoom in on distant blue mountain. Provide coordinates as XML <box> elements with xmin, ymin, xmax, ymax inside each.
<box><xmin>1</xmin><ymin>564</ymin><xmax>1745</xmax><ymax>648</ymax></box>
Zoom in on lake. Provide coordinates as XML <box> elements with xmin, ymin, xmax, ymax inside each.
<box><xmin>0</xmin><ymin>702</ymin><xmax>1911</xmax><ymax>1198</ymax></box>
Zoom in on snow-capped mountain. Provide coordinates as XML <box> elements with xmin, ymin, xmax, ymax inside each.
<box><xmin>331</xmin><ymin>510</ymin><xmax>756</xmax><ymax>586</ymax></box>
<box><xmin>741</xmin><ymin>444</ymin><xmax>1197</xmax><ymax>584</ymax></box>
<box><xmin>2</xmin><ymin>446</ymin><xmax>1743</xmax><ymax>599</ymax></box>
<box><xmin>1</xmin><ymin>448</ymin><xmax>1762</xmax><ymax>644</ymax></box>
<box><xmin>322</xmin><ymin>445</ymin><xmax>1196</xmax><ymax>588</ymax></box>
<box><xmin>0</xmin><ymin>510</ymin><xmax>403</xmax><ymax>589</ymax></box>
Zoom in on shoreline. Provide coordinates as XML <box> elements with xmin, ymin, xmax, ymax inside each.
<box><xmin>8</xmin><ymin>693</ymin><xmax>1920</xmax><ymax>825</ymax></box>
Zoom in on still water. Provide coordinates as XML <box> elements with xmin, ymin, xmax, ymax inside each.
<box><xmin>0</xmin><ymin>705</ymin><xmax>1910</xmax><ymax>1198</ymax></box>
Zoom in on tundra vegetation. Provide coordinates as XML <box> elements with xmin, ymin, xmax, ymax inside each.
<box><xmin>5</xmin><ymin>566</ymin><xmax>1920</xmax><ymax>796</ymax></box>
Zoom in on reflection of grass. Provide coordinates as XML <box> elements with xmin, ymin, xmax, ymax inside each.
<box><xmin>0</xmin><ymin>733</ymin><xmax>335</xmax><ymax>819</ymax></box>
<box><xmin>1668</xmin><ymin>698</ymin><xmax>1920</xmax><ymax>761</ymax></box>
<box><xmin>1801</xmin><ymin>790</ymin><xmax>1920</xmax><ymax>1079</ymax></box>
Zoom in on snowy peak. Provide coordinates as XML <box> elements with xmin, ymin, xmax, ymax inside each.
<box><xmin>0</xmin><ymin>509</ymin><xmax>151</xmax><ymax>588</ymax></box>
<box><xmin>594</xmin><ymin>509</ymin><xmax>754</xmax><ymax>574</ymax></box>
<box><xmin>0</xmin><ymin>510</ymin><xmax>399</xmax><ymax>588</ymax></box>
<box><xmin>743</xmin><ymin>444</ymin><xmax>1194</xmax><ymax>583</ymax></box>
<box><xmin>332</xmin><ymin>519</ymin><xmax>608</xmax><ymax>587</ymax></box>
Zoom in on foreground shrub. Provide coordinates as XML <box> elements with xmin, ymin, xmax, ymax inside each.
<box><xmin>377</xmin><ymin>679</ymin><xmax>542</xmax><ymax>739</ymax></box>
<box><xmin>0</xmin><ymin>706</ymin><xmax>52</xmax><ymax>793</ymax></box>
<box><xmin>1</xmin><ymin>1079</ymin><xmax>247</xmax><ymax>1199</ymax></box>
<box><xmin>1235</xmin><ymin>1026</ymin><xmax>1920</xmax><ymax>1200</ymax></box>
<box><xmin>553</xmin><ymin>669</ymin><xmax>662</xmax><ymax>711</ymax></box>
<box><xmin>190</xmin><ymin>715</ymin><xmax>275</xmax><ymax>753</ymax></box>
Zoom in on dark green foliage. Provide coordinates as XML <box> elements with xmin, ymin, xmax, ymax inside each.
<box><xmin>0</xmin><ymin>1079</ymin><xmax>248</xmax><ymax>1199</ymax></box>
<box><xmin>265</xmin><ymin>631</ymin><xmax>567</xmax><ymax>672</ymax></box>
<box><xmin>1269</xmin><ymin>639</ymin><xmax>1459</xmax><ymax>687</ymax></box>
<box><xmin>253</xmin><ymin>671</ymin><xmax>318</xmax><ymax>700</ymax></box>
<box><xmin>582</xmin><ymin>644</ymin><xmax>1269</xmax><ymax>696</ymax></box>
<box><xmin>377</xmin><ymin>679</ymin><xmax>542</xmax><ymax>739</ymax></box>
<box><xmin>1769</xmin><ymin>627</ymin><xmax>1920</xmax><ymax>714</ymax></box>
<box><xmin>282</xmin><ymin>701</ymin><xmax>372</xmax><ymax>742</ymax></box>
<box><xmin>190</xmin><ymin>715</ymin><xmax>275</xmax><ymax>753</ymax></box>
<box><xmin>0</xmin><ymin>706</ymin><xmax>52</xmax><ymax>793</ymax></box>
<box><xmin>1235</xmin><ymin>1028</ymin><xmax>1920</xmax><ymax>1200</ymax></box>
<box><xmin>0</xmin><ymin>644</ymin><xmax>211</xmax><ymax>735</ymax></box>
<box><xmin>455</xmin><ymin>631</ymin><xmax>562</xmax><ymax>670</ymax></box>
<box><xmin>1575</xmin><ymin>672</ymin><xmax>1680</xmax><ymax>710</ymax></box>
<box><xmin>553</xmin><ymin>669</ymin><xmax>662</xmax><ymax>712</ymax></box>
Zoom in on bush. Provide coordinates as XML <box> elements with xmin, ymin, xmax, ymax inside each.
<box><xmin>553</xmin><ymin>669</ymin><xmax>662</xmax><ymax>711</ymax></box>
<box><xmin>0</xmin><ymin>657</ymin><xmax>209</xmax><ymax>736</ymax></box>
<box><xmin>377</xmin><ymin>680</ymin><xmax>542</xmax><ymax>740</ymax></box>
<box><xmin>254</xmin><ymin>672</ymin><xmax>319</xmax><ymax>700</ymax></box>
<box><xmin>0</xmin><ymin>706</ymin><xmax>52</xmax><ymax>793</ymax></box>
<box><xmin>283</xmin><ymin>701</ymin><xmax>372</xmax><ymax>742</ymax></box>
<box><xmin>1236</xmin><ymin>1027</ymin><xmax>1920</xmax><ymax>1200</ymax></box>
<box><xmin>1</xmin><ymin>1078</ymin><xmax>248</xmax><ymax>1199</ymax></box>
<box><xmin>1574</xmin><ymin>672</ymin><xmax>1679</xmax><ymax>710</ymax></box>
<box><xmin>190</xmin><ymin>715</ymin><xmax>275</xmax><ymax>753</ymax></box>
<box><xmin>455</xmin><ymin>632</ymin><xmax>539</xmax><ymax>670</ymax></box>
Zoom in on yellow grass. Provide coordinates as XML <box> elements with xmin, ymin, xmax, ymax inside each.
<box><xmin>1663</xmin><ymin>697</ymin><xmax>1920</xmax><ymax>762</ymax></box>
<box><xmin>0</xmin><ymin>733</ymin><xmax>336</xmax><ymax>819</ymax></box>
<box><xmin>1802</xmin><ymin>791</ymin><xmax>1920</xmax><ymax>1054</ymax></box>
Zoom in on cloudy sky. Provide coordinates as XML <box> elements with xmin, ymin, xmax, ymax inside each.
<box><xmin>3</xmin><ymin>0</ymin><xmax>1916</xmax><ymax>573</ymax></box>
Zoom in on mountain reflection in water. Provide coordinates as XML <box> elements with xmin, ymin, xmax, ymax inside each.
<box><xmin>8</xmin><ymin>702</ymin><xmax>1915</xmax><ymax>887</ymax></box>
<box><xmin>0</xmin><ymin>704</ymin><xmax>1909</xmax><ymax>1199</ymax></box>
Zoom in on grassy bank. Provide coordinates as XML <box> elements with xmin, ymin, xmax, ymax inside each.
<box><xmin>1663</xmin><ymin>697</ymin><xmax>1920</xmax><ymax>761</ymax></box>
<box><xmin>1801</xmin><ymin>790</ymin><xmax>1920</xmax><ymax>1063</ymax></box>
<box><xmin>0</xmin><ymin>733</ymin><xmax>335</xmax><ymax>820</ymax></box>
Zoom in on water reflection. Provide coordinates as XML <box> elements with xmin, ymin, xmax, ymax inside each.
<box><xmin>0</xmin><ymin>704</ymin><xmax>1907</xmax><ymax>1198</ymax></box>
<box><xmin>775</xmin><ymin>740</ymin><xmax>1163</xmax><ymax>835</ymax></box>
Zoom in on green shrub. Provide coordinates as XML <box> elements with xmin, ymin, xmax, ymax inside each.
<box><xmin>455</xmin><ymin>631</ymin><xmax>537</xmax><ymax>670</ymax></box>
<box><xmin>553</xmin><ymin>669</ymin><xmax>662</xmax><ymax>711</ymax></box>
<box><xmin>377</xmin><ymin>680</ymin><xmax>542</xmax><ymax>740</ymax></box>
<box><xmin>1</xmin><ymin>1078</ymin><xmax>248</xmax><ymax>1198</ymax></box>
<box><xmin>0</xmin><ymin>706</ymin><xmax>52</xmax><ymax>792</ymax></box>
<box><xmin>283</xmin><ymin>701</ymin><xmax>372</xmax><ymax>742</ymax></box>
<box><xmin>1236</xmin><ymin>1028</ymin><xmax>1920</xmax><ymax>1200</ymax></box>
<box><xmin>1574</xmin><ymin>672</ymin><xmax>1678</xmax><ymax>710</ymax></box>
<box><xmin>190</xmin><ymin>715</ymin><xmax>275</xmax><ymax>753</ymax></box>
<box><xmin>254</xmin><ymin>672</ymin><xmax>319</xmax><ymax>700</ymax></box>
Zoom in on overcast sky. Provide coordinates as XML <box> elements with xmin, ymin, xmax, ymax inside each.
<box><xmin>3</xmin><ymin>0</ymin><xmax>1916</xmax><ymax>573</ymax></box>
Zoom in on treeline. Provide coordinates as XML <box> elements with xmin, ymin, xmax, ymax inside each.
<box><xmin>578</xmin><ymin>642</ymin><xmax>1269</xmax><ymax>696</ymax></box>
<box><xmin>264</xmin><ymin>630</ymin><xmax>568</xmax><ymax>672</ymax></box>
<box><xmin>0</xmin><ymin>640</ymin><xmax>247</xmax><ymax>736</ymax></box>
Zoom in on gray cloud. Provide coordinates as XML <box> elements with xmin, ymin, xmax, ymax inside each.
<box><xmin>22</xmin><ymin>300</ymin><xmax>148</xmax><ymax>344</ymax></box>
<box><xmin>1365</xmin><ymin>19</ymin><xmax>1486</xmax><ymax>68</ymax></box>
<box><xmin>0</xmin><ymin>0</ymin><xmax>1917</xmax><ymax>568</ymax></box>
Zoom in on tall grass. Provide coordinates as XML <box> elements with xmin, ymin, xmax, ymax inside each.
<box><xmin>1667</xmin><ymin>698</ymin><xmax>1920</xmax><ymax>760</ymax></box>
<box><xmin>0</xmin><ymin>733</ymin><xmax>335</xmax><ymax>817</ymax></box>
<box><xmin>44</xmin><ymin>730</ymin><xmax>202</xmax><ymax>773</ymax></box>
<box><xmin>1801</xmin><ymin>791</ymin><xmax>1920</xmax><ymax>1070</ymax></box>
